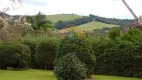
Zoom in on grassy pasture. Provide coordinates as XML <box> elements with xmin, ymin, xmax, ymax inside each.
<box><xmin>78</xmin><ymin>21</ymin><xmax>118</xmax><ymax>32</ymax></box>
<box><xmin>46</xmin><ymin>14</ymin><xmax>83</xmax><ymax>23</ymax></box>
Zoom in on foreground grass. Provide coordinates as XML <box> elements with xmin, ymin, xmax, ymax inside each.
<box><xmin>0</xmin><ymin>69</ymin><xmax>141</xmax><ymax>80</ymax></box>
<box><xmin>92</xmin><ymin>75</ymin><xmax>142</xmax><ymax>80</ymax></box>
<box><xmin>78</xmin><ymin>21</ymin><xmax>118</xmax><ymax>32</ymax></box>
<box><xmin>0</xmin><ymin>69</ymin><xmax>56</xmax><ymax>80</ymax></box>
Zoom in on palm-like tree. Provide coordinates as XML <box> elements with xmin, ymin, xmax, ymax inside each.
<box><xmin>27</xmin><ymin>12</ymin><xmax>53</xmax><ymax>31</ymax></box>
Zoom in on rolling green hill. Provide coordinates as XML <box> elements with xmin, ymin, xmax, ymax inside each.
<box><xmin>46</xmin><ymin>14</ymin><xmax>118</xmax><ymax>32</ymax></box>
<box><xmin>78</xmin><ymin>21</ymin><xmax>118</xmax><ymax>32</ymax></box>
<box><xmin>46</xmin><ymin>14</ymin><xmax>83</xmax><ymax>23</ymax></box>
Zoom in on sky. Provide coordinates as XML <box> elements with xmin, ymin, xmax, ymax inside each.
<box><xmin>0</xmin><ymin>0</ymin><xmax>142</xmax><ymax>19</ymax></box>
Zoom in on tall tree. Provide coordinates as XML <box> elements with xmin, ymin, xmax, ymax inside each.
<box><xmin>27</xmin><ymin>12</ymin><xmax>53</xmax><ymax>31</ymax></box>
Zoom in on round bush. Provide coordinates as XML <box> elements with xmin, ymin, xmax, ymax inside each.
<box><xmin>16</xmin><ymin>44</ymin><xmax>30</xmax><ymax>68</ymax></box>
<box><xmin>54</xmin><ymin>53</ymin><xmax>87</xmax><ymax>80</ymax></box>
<box><xmin>0</xmin><ymin>44</ymin><xmax>30</xmax><ymax>70</ymax></box>
<box><xmin>56</xmin><ymin>31</ymin><xmax>96</xmax><ymax>75</ymax></box>
<box><xmin>35</xmin><ymin>38</ymin><xmax>59</xmax><ymax>70</ymax></box>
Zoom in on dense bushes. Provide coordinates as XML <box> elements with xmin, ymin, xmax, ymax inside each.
<box><xmin>56</xmin><ymin>31</ymin><xmax>96</xmax><ymax>76</ymax></box>
<box><xmin>35</xmin><ymin>38</ymin><xmax>59</xmax><ymax>70</ymax></box>
<box><xmin>23</xmin><ymin>40</ymin><xmax>38</xmax><ymax>68</ymax></box>
<box><xmin>54</xmin><ymin>53</ymin><xmax>87</xmax><ymax>80</ymax></box>
<box><xmin>89</xmin><ymin>14</ymin><xmax>132</xmax><ymax>25</ymax></box>
<box><xmin>0</xmin><ymin>44</ymin><xmax>30</xmax><ymax>70</ymax></box>
<box><xmin>55</xmin><ymin>17</ymin><xmax>93</xmax><ymax>29</ymax></box>
<box><xmin>91</xmin><ymin>28</ymin><xmax>142</xmax><ymax>78</ymax></box>
<box><xmin>108</xmin><ymin>28</ymin><xmax>121</xmax><ymax>40</ymax></box>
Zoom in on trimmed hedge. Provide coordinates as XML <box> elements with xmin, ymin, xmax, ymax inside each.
<box><xmin>92</xmin><ymin>37</ymin><xmax>142</xmax><ymax>78</ymax></box>
<box><xmin>0</xmin><ymin>44</ymin><xmax>30</xmax><ymax>70</ymax></box>
<box><xmin>35</xmin><ymin>38</ymin><xmax>59</xmax><ymax>70</ymax></box>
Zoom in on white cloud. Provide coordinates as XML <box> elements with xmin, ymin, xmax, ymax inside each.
<box><xmin>0</xmin><ymin>0</ymin><xmax>141</xmax><ymax>19</ymax></box>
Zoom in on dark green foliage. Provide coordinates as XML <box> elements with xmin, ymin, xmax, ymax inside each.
<box><xmin>122</xmin><ymin>28</ymin><xmax>142</xmax><ymax>43</ymax></box>
<box><xmin>91</xmin><ymin>28</ymin><xmax>142</xmax><ymax>77</ymax></box>
<box><xmin>0</xmin><ymin>44</ymin><xmax>30</xmax><ymax>70</ymax></box>
<box><xmin>23</xmin><ymin>40</ymin><xmax>38</xmax><ymax>68</ymax></box>
<box><xmin>108</xmin><ymin>28</ymin><xmax>121</xmax><ymax>40</ymax></box>
<box><xmin>16</xmin><ymin>44</ymin><xmax>30</xmax><ymax>68</ymax></box>
<box><xmin>35</xmin><ymin>38</ymin><xmax>59</xmax><ymax>70</ymax></box>
<box><xmin>56</xmin><ymin>32</ymin><xmax>96</xmax><ymax>75</ymax></box>
<box><xmin>89</xmin><ymin>14</ymin><xmax>133</xmax><ymax>25</ymax></box>
<box><xmin>55</xmin><ymin>17</ymin><xmax>93</xmax><ymax>29</ymax></box>
<box><xmin>26</xmin><ymin>12</ymin><xmax>53</xmax><ymax>30</ymax></box>
<box><xmin>54</xmin><ymin>53</ymin><xmax>87</xmax><ymax>80</ymax></box>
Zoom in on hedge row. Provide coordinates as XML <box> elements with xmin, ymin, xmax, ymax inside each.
<box><xmin>91</xmin><ymin>28</ymin><xmax>142</xmax><ymax>78</ymax></box>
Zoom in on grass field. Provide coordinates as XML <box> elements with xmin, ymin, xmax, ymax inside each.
<box><xmin>0</xmin><ymin>69</ymin><xmax>141</xmax><ymax>80</ymax></box>
<box><xmin>46</xmin><ymin>14</ymin><xmax>82</xmax><ymax>23</ymax></box>
<box><xmin>78</xmin><ymin>21</ymin><xmax>118</xmax><ymax>32</ymax></box>
<box><xmin>92</xmin><ymin>75</ymin><xmax>142</xmax><ymax>80</ymax></box>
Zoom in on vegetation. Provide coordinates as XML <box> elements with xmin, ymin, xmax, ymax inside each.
<box><xmin>46</xmin><ymin>14</ymin><xmax>82</xmax><ymax>23</ymax></box>
<box><xmin>23</xmin><ymin>40</ymin><xmax>38</xmax><ymax>68</ymax></box>
<box><xmin>0</xmin><ymin>7</ymin><xmax>142</xmax><ymax>79</ymax></box>
<box><xmin>78</xmin><ymin>21</ymin><xmax>118</xmax><ymax>32</ymax></box>
<box><xmin>54</xmin><ymin>53</ymin><xmax>87</xmax><ymax>80</ymax></box>
<box><xmin>54</xmin><ymin>17</ymin><xmax>93</xmax><ymax>29</ymax></box>
<box><xmin>108</xmin><ymin>27</ymin><xmax>121</xmax><ymax>40</ymax></box>
<box><xmin>27</xmin><ymin>12</ymin><xmax>53</xmax><ymax>31</ymax></box>
<box><xmin>0</xmin><ymin>70</ymin><xmax>141</xmax><ymax>80</ymax></box>
<box><xmin>89</xmin><ymin>14</ymin><xmax>133</xmax><ymax>25</ymax></box>
<box><xmin>0</xmin><ymin>69</ymin><xmax>56</xmax><ymax>80</ymax></box>
<box><xmin>56</xmin><ymin>31</ymin><xmax>96</xmax><ymax>76</ymax></box>
<box><xmin>92</xmin><ymin>28</ymin><xmax>142</xmax><ymax>78</ymax></box>
<box><xmin>92</xmin><ymin>75</ymin><xmax>142</xmax><ymax>80</ymax></box>
<box><xmin>35</xmin><ymin>38</ymin><xmax>59</xmax><ymax>70</ymax></box>
<box><xmin>0</xmin><ymin>44</ymin><xmax>30</xmax><ymax>70</ymax></box>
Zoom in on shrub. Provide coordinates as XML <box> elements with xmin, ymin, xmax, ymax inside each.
<box><xmin>23</xmin><ymin>40</ymin><xmax>38</xmax><ymax>68</ymax></box>
<box><xmin>35</xmin><ymin>38</ymin><xmax>59</xmax><ymax>70</ymax></box>
<box><xmin>54</xmin><ymin>53</ymin><xmax>87</xmax><ymax>80</ymax></box>
<box><xmin>108</xmin><ymin>28</ymin><xmax>121</xmax><ymax>40</ymax></box>
<box><xmin>0</xmin><ymin>45</ymin><xmax>20</xmax><ymax>70</ymax></box>
<box><xmin>56</xmin><ymin>31</ymin><xmax>96</xmax><ymax>75</ymax></box>
<box><xmin>16</xmin><ymin>44</ymin><xmax>30</xmax><ymax>68</ymax></box>
<box><xmin>122</xmin><ymin>28</ymin><xmax>142</xmax><ymax>43</ymax></box>
<box><xmin>93</xmin><ymin>38</ymin><xmax>142</xmax><ymax>78</ymax></box>
<box><xmin>0</xmin><ymin>44</ymin><xmax>30</xmax><ymax>70</ymax></box>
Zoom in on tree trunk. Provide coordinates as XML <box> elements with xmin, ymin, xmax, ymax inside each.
<box><xmin>44</xmin><ymin>65</ymin><xmax>47</xmax><ymax>70</ymax></box>
<box><xmin>122</xmin><ymin>0</ymin><xmax>138</xmax><ymax>20</ymax></box>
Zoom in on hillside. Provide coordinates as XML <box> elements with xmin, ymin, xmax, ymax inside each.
<box><xmin>46</xmin><ymin>14</ymin><xmax>83</xmax><ymax>23</ymax></box>
<box><xmin>78</xmin><ymin>21</ymin><xmax>118</xmax><ymax>32</ymax></box>
<box><xmin>58</xmin><ymin>21</ymin><xmax>118</xmax><ymax>32</ymax></box>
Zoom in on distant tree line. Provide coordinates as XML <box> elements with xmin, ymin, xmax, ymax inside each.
<box><xmin>89</xmin><ymin>14</ymin><xmax>133</xmax><ymax>25</ymax></box>
<box><xmin>54</xmin><ymin>17</ymin><xmax>94</xmax><ymax>29</ymax></box>
<box><xmin>54</xmin><ymin>14</ymin><xmax>133</xmax><ymax>29</ymax></box>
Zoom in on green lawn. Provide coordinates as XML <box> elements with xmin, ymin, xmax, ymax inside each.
<box><xmin>78</xmin><ymin>21</ymin><xmax>118</xmax><ymax>32</ymax></box>
<box><xmin>0</xmin><ymin>69</ymin><xmax>141</xmax><ymax>80</ymax></box>
<box><xmin>0</xmin><ymin>69</ymin><xmax>56</xmax><ymax>80</ymax></box>
<box><xmin>92</xmin><ymin>75</ymin><xmax>142</xmax><ymax>80</ymax></box>
<box><xmin>46</xmin><ymin>14</ymin><xmax>82</xmax><ymax>23</ymax></box>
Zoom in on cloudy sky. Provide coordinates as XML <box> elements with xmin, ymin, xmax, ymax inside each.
<box><xmin>0</xmin><ymin>0</ymin><xmax>142</xmax><ymax>19</ymax></box>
